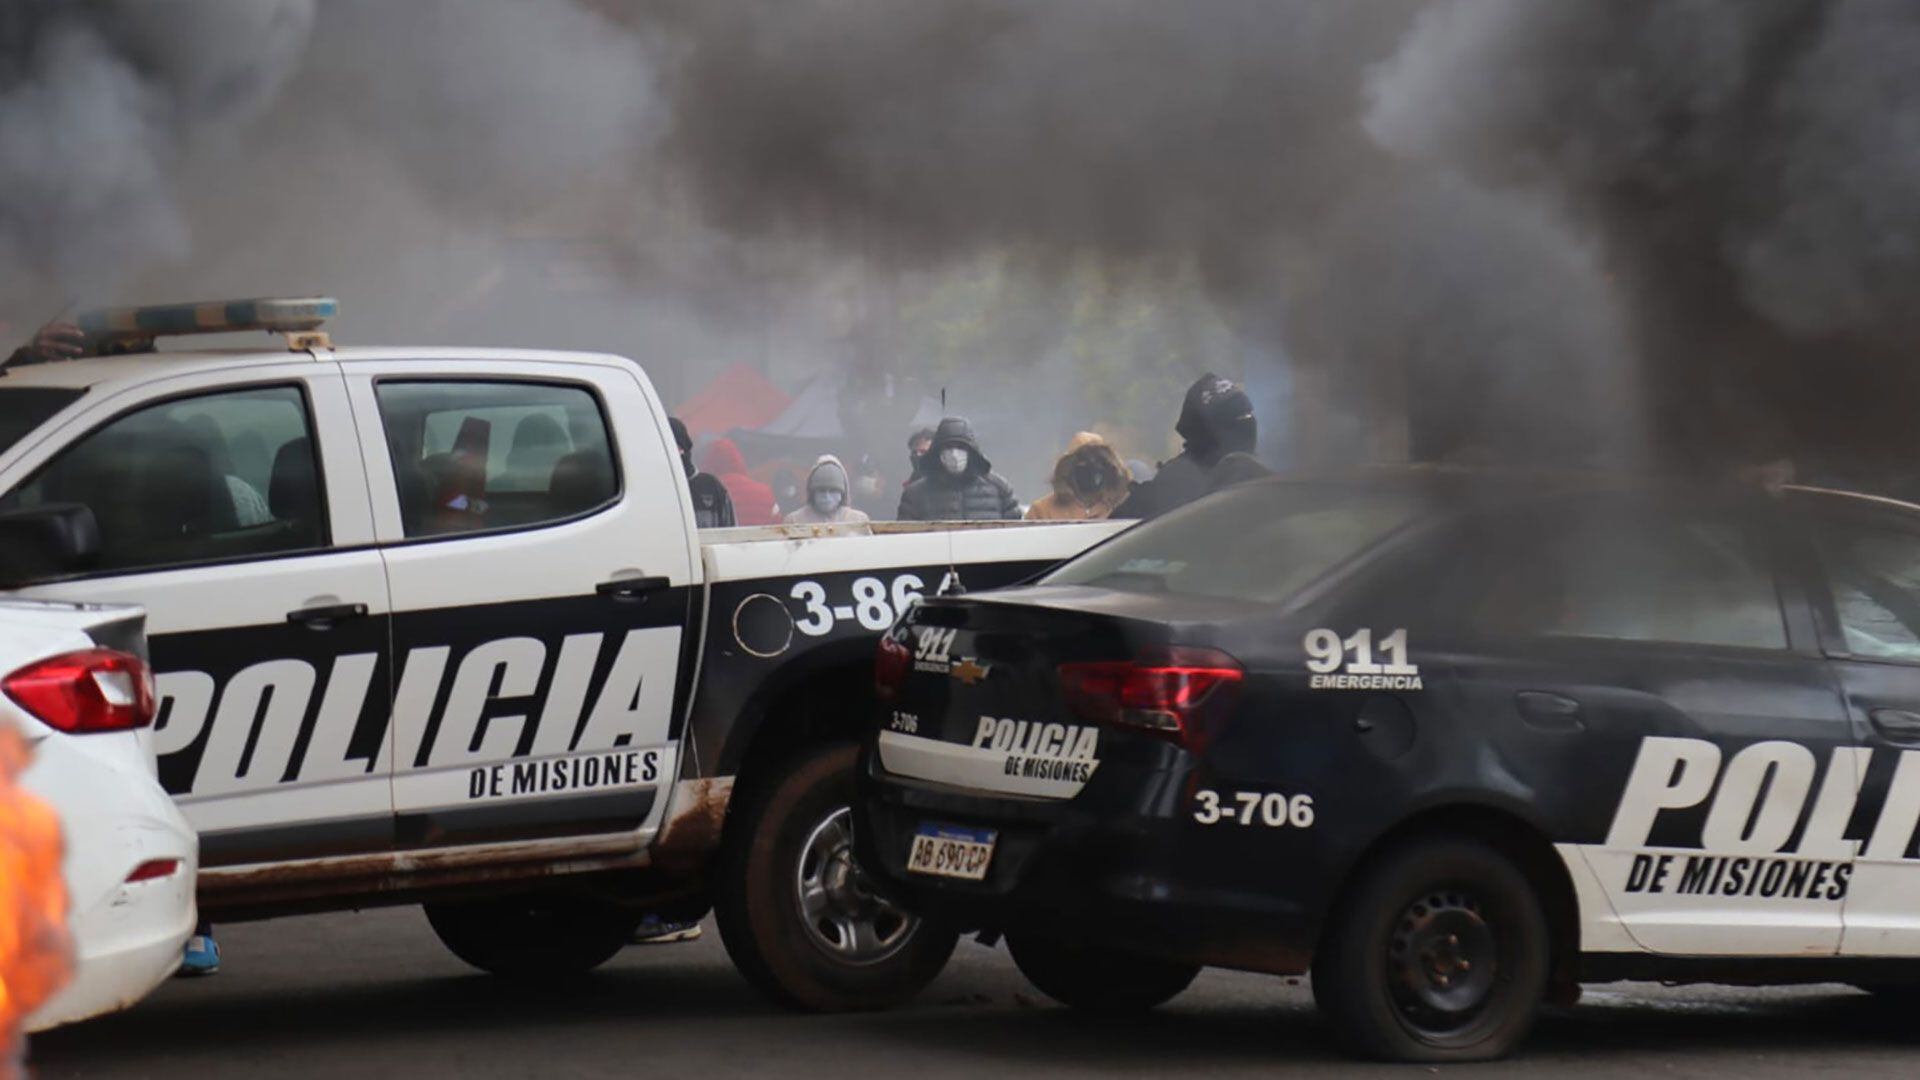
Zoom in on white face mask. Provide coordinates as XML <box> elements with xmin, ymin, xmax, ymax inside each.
<box><xmin>940</xmin><ymin>447</ymin><xmax>970</xmax><ymax>475</ymax></box>
<box><xmin>811</xmin><ymin>489</ymin><xmax>844</xmax><ymax>514</ymax></box>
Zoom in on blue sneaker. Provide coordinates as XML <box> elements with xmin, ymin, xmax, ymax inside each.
<box><xmin>179</xmin><ymin>933</ymin><xmax>220</xmax><ymax>976</ymax></box>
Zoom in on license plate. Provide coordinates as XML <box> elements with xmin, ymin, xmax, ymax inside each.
<box><xmin>906</xmin><ymin>822</ymin><xmax>997</xmax><ymax>881</ymax></box>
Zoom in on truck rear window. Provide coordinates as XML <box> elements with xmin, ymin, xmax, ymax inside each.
<box><xmin>0</xmin><ymin>388</ymin><xmax>82</xmax><ymax>458</ymax></box>
<box><xmin>1044</xmin><ymin>482</ymin><xmax>1423</xmax><ymax>604</ymax></box>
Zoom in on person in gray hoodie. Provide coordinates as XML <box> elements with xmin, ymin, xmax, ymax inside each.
<box><xmin>784</xmin><ymin>454</ymin><xmax>872</xmax><ymax>525</ymax></box>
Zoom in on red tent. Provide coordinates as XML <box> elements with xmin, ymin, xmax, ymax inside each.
<box><xmin>675</xmin><ymin>363</ymin><xmax>792</xmax><ymax>440</ymax></box>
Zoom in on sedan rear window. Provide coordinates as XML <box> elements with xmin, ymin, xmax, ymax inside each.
<box><xmin>1045</xmin><ymin>482</ymin><xmax>1423</xmax><ymax>604</ymax></box>
<box><xmin>0</xmin><ymin>387</ymin><xmax>82</xmax><ymax>458</ymax></box>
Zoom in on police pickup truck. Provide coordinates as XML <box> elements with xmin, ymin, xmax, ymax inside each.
<box><xmin>0</xmin><ymin>297</ymin><xmax>1123</xmax><ymax>1009</ymax></box>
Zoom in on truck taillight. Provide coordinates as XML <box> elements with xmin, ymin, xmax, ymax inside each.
<box><xmin>124</xmin><ymin>858</ymin><xmax>182</xmax><ymax>884</ymax></box>
<box><xmin>875</xmin><ymin>633</ymin><xmax>912</xmax><ymax>701</ymax></box>
<box><xmin>3</xmin><ymin>648</ymin><xmax>156</xmax><ymax>735</ymax></box>
<box><xmin>1058</xmin><ymin>647</ymin><xmax>1242</xmax><ymax>748</ymax></box>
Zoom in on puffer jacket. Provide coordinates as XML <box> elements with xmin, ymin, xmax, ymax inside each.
<box><xmin>784</xmin><ymin>454</ymin><xmax>872</xmax><ymax>525</ymax></box>
<box><xmin>699</xmin><ymin>437</ymin><xmax>779</xmax><ymax>525</ymax></box>
<box><xmin>896</xmin><ymin>417</ymin><xmax>1020</xmax><ymax>521</ymax></box>
<box><xmin>1026</xmin><ymin>432</ymin><xmax>1132</xmax><ymax>521</ymax></box>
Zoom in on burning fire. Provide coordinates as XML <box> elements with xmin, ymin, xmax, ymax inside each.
<box><xmin>0</xmin><ymin>719</ymin><xmax>69</xmax><ymax>1076</ymax></box>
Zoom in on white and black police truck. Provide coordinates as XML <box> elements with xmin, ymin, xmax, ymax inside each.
<box><xmin>0</xmin><ymin>297</ymin><xmax>1124</xmax><ymax>1007</ymax></box>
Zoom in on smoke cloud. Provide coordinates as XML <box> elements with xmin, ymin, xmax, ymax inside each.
<box><xmin>2</xmin><ymin>1</ymin><xmax>1918</xmax><ymax>489</ymax></box>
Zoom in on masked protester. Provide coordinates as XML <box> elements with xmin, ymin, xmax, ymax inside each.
<box><xmin>1114</xmin><ymin>373</ymin><xmax>1260</xmax><ymax>520</ymax></box>
<box><xmin>671</xmin><ymin>417</ymin><xmax>736</xmax><ymax>528</ymax></box>
<box><xmin>1026</xmin><ymin>432</ymin><xmax>1132</xmax><ymax>521</ymax></box>
<box><xmin>906</xmin><ymin>427</ymin><xmax>936</xmax><ymax>482</ymax></box>
<box><xmin>897</xmin><ymin>416</ymin><xmax>1020</xmax><ymax>521</ymax></box>
<box><xmin>784</xmin><ymin>454</ymin><xmax>871</xmax><ymax>525</ymax></box>
<box><xmin>698</xmin><ymin>436</ymin><xmax>779</xmax><ymax>525</ymax></box>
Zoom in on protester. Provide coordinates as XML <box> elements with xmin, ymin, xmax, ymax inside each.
<box><xmin>785</xmin><ymin>454</ymin><xmax>871</xmax><ymax>525</ymax></box>
<box><xmin>671</xmin><ymin>417</ymin><xmax>736</xmax><ymax>528</ymax></box>
<box><xmin>897</xmin><ymin>417</ymin><xmax>1020</xmax><ymax>521</ymax></box>
<box><xmin>698</xmin><ymin>437</ymin><xmax>779</xmax><ymax>525</ymax></box>
<box><xmin>1026</xmin><ymin>432</ymin><xmax>1132</xmax><ymax>521</ymax></box>
<box><xmin>1113</xmin><ymin>373</ymin><xmax>1260</xmax><ymax>519</ymax></box>
<box><xmin>903</xmin><ymin>427</ymin><xmax>935</xmax><ymax>492</ymax></box>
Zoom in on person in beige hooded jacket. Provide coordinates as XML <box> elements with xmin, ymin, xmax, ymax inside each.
<box><xmin>1025</xmin><ymin>432</ymin><xmax>1132</xmax><ymax>521</ymax></box>
<box><xmin>784</xmin><ymin>454</ymin><xmax>872</xmax><ymax>525</ymax></box>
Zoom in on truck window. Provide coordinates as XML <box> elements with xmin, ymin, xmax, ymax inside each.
<box><xmin>0</xmin><ymin>385</ymin><xmax>324</xmax><ymax>576</ymax></box>
<box><xmin>373</xmin><ymin>380</ymin><xmax>618</xmax><ymax>538</ymax></box>
<box><xmin>0</xmin><ymin>387</ymin><xmax>83</xmax><ymax>458</ymax></box>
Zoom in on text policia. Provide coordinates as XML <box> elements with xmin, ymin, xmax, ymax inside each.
<box><xmin>1603</xmin><ymin>736</ymin><xmax>1920</xmax><ymax>903</ymax></box>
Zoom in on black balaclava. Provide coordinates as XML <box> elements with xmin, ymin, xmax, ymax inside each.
<box><xmin>1174</xmin><ymin>373</ymin><xmax>1257</xmax><ymax>464</ymax></box>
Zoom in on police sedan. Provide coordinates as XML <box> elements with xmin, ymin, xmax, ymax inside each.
<box><xmin>855</xmin><ymin>470</ymin><xmax>1920</xmax><ymax>1062</ymax></box>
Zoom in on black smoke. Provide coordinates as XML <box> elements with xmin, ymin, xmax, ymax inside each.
<box><xmin>5</xmin><ymin>1</ymin><xmax>1920</xmax><ymax>486</ymax></box>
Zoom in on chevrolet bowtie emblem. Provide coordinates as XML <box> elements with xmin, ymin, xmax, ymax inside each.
<box><xmin>951</xmin><ymin>658</ymin><xmax>991</xmax><ymax>685</ymax></box>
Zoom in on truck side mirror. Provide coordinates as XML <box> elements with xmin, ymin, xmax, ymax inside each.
<box><xmin>0</xmin><ymin>503</ymin><xmax>101</xmax><ymax>587</ymax></box>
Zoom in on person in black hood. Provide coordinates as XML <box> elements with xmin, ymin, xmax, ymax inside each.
<box><xmin>1113</xmin><ymin>373</ymin><xmax>1261</xmax><ymax>519</ymax></box>
<box><xmin>896</xmin><ymin>416</ymin><xmax>1020</xmax><ymax>521</ymax></box>
<box><xmin>670</xmin><ymin>416</ymin><xmax>735</xmax><ymax>528</ymax></box>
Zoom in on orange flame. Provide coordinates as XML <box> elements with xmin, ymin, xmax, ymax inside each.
<box><xmin>0</xmin><ymin>720</ymin><xmax>70</xmax><ymax>1078</ymax></box>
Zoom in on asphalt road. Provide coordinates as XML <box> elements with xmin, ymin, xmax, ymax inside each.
<box><xmin>29</xmin><ymin>907</ymin><xmax>1920</xmax><ymax>1078</ymax></box>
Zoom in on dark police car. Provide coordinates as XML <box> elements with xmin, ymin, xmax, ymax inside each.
<box><xmin>855</xmin><ymin>470</ymin><xmax>1920</xmax><ymax>1061</ymax></box>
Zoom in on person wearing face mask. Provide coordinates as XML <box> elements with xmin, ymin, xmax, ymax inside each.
<box><xmin>1026</xmin><ymin>432</ymin><xmax>1133</xmax><ymax>521</ymax></box>
<box><xmin>670</xmin><ymin>417</ymin><xmax>736</xmax><ymax>528</ymax></box>
<box><xmin>905</xmin><ymin>427</ymin><xmax>936</xmax><ymax>485</ymax></box>
<box><xmin>1113</xmin><ymin>372</ymin><xmax>1261</xmax><ymax>520</ymax></box>
<box><xmin>784</xmin><ymin>454</ymin><xmax>871</xmax><ymax>525</ymax></box>
<box><xmin>896</xmin><ymin>416</ymin><xmax>1020</xmax><ymax>521</ymax></box>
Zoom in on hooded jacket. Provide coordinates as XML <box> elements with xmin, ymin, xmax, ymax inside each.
<box><xmin>1026</xmin><ymin>432</ymin><xmax>1132</xmax><ymax>521</ymax></box>
<box><xmin>1113</xmin><ymin>373</ymin><xmax>1260</xmax><ymax>520</ymax></box>
<box><xmin>699</xmin><ymin>437</ymin><xmax>778</xmax><ymax>525</ymax></box>
<box><xmin>896</xmin><ymin>417</ymin><xmax>1020</xmax><ymax>521</ymax></box>
<box><xmin>784</xmin><ymin>454</ymin><xmax>872</xmax><ymax>525</ymax></box>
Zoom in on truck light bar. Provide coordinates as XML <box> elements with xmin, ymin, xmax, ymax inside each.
<box><xmin>75</xmin><ymin>297</ymin><xmax>337</xmax><ymax>353</ymax></box>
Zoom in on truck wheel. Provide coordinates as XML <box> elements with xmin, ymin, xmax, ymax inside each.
<box><xmin>1007</xmin><ymin>933</ymin><xmax>1199</xmax><ymax>1014</ymax></box>
<box><xmin>424</xmin><ymin>894</ymin><xmax>639</xmax><ymax>978</ymax></box>
<box><xmin>1311</xmin><ymin>836</ymin><xmax>1549</xmax><ymax>1063</ymax></box>
<box><xmin>714</xmin><ymin>742</ymin><xmax>957</xmax><ymax>1011</ymax></box>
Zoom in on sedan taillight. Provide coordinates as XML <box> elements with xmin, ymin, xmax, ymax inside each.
<box><xmin>3</xmin><ymin>648</ymin><xmax>156</xmax><ymax>734</ymax></box>
<box><xmin>1058</xmin><ymin>647</ymin><xmax>1243</xmax><ymax>748</ymax></box>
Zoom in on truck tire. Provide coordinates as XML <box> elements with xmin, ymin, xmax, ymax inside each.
<box><xmin>1007</xmin><ymin>933</ymin><xmax>1199</xmax><ymax>1014</ymax></box>
<box><xmin>424</xmin><ymin>894</ymin><xmax>640</xmax><ymax>978</ymax></box>
<box><xmin>714</xmin><ymin>742</ymin><xmax>957</xmax><ymax>1011</ymax></box>
<box><xmin>1311</xmin><ymin>835</ymin><xmax>1549</xmax><ymax>1063</ymax></box>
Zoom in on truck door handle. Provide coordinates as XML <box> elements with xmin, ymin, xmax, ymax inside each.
<box><xmin>1516</xmin><ymin>691</ymin><xmax>1585</xmax><ymax>733</ymax></box>
<box><xmin>597</xmin><ymin>576</ymin><xmax>671</xmax><ymax>602</ymax></box>
<box><xmin>1871</xmin><ymin>708</ymin><xmax>1920</xmax><ymax>743</ymax></box>
<box><xmin>287</xmin><ymin>602</ymin><xmax>369</xmax><ymax>629</ymax></box>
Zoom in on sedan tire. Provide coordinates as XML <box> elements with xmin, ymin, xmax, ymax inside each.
<box><xmin>1312</xmin><ymin>835</ymin><xmax>1549</xmax><ymax>1063</ymax></box>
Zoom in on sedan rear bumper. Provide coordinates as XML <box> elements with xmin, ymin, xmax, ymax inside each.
<box><xmin>855</xmin><ymin>757</ymin><xmax>1320</xmax><ymax>976</ymax></box>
